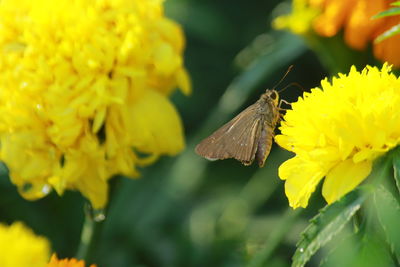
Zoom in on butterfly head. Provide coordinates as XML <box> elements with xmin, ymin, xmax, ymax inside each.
<box><xmin>264</xmin><ymin>89</ymin><xmax>279</xmax><ymax>106</ymax></box>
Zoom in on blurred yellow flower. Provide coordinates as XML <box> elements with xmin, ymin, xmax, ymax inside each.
<box><xmin>275</xmin><ymin>64</ymin><xmax>400</xmax><ymax>208</ymax></box>
<box><xmin>273</xmin><ymin>0</ymin><xmax>320</xmax><ymax>35</ymax></box>
<box><xmin>47</xmin><ymin>254</ymin><xmax>96</xmax><ymax>267</ymax></box>
<box><xmin>0</xmin><ymin>222</ymin><xmax>51</xmax><ymax>267</ymax></box>
<box><xmin>0</xmin><ymin>0</ymin><xmax>191</xmax><ymax>208</ymax></box>
<box><xmin>274</xmin><ymin>0</ymin><xmax>400</xmax><ymax>67</ymax></box>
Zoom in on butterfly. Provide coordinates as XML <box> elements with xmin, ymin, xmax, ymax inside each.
<box><xmin>195</xmin><ymin>66</ymin><xmax>292</xmax><ymax>167</ymax></box>
<box><xmin>195</xmin><ymin>89</ymin><xmax>281</xmax><ymax>167</ymax></box>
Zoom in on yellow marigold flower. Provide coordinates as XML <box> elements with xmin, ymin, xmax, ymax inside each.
<box><xmin>0</xmin><ymin>0</ymin><xmax>191</xmax><ymax>208</ymax></box>
<box><xmin>275</xmin><ymin>64</ymin><xmax>400</xmax><ymax>209</ymax></box>
<box><xmin>47</xmin><ymin>254</ymin><xmax>96</xmax><ymax>267</ymax></box>
<box><xmin>273</xmin><ymin>0</ymin><xmax>320</xmax><ymax>35</ymax></box>
<box><xmin>0</xmin><ymin>222</ymin><xmax>51</xmax><ymax>267</ymax></box>
<box><xmin>274</xmin><ymin>0</ymin><xmax>400</xmax><ymax>67</ymax></box>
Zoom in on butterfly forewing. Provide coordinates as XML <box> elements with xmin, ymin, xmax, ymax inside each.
<box><xmin>195</xmin><ymin>103</ymin><xmax>263</xmax><ymax>165</ymax></box>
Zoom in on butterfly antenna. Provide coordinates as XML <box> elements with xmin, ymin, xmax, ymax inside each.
<box><xmin>277</xmin><ymin>82</ymin><xmax>305</xmax><ymax>94</ymax></box>
<box><xmin>271</xmin><ymin>65</ymin><xmax>293</xmax><ymax>91</ymax></box>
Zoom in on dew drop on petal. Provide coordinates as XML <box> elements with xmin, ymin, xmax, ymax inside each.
<box><xmin>41</xmin><ymin>184</ymin><xmax>51</xmax><ymax>195</ymax></box>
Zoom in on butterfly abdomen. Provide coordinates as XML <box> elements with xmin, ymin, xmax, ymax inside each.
<box><xmin>255</xmin><ymin>121</ymin><xmax>274</xmax><ymax>167</ymax></box>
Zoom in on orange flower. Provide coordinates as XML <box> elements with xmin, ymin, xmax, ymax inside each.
<box><xmin>316</xmin><ymin>0</ymin><xmax>400</xmax><ymax>66</ymax></box>
<box><xmin>47</xmin><ymin>254</ymin><xmax>96</xmax><ymax>267</ymax></box>
<box><xmin>274</xmin><ymin>0</ymin><xmax>400</xmax><ymax>66</ymax></box>
<box><xmin>374</xmin><ymin>16</ymin><xmax>400</xmax><ymax>67</ymax></box>
<box><xmin>313</xmin><ymin>0</ymin><xmax>386</xmax><ymax>50</ymax></box>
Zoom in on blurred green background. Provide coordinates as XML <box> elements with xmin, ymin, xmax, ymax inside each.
<box><xmin>0</xmin><ymin>0</ymin><xmax>333</xmax><ymax>266</ymax></box>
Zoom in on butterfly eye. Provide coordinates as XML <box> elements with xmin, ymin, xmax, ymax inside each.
<box><xmin>270</xmin><ymin>91</ymin><xmax>278</xmax><ymax>100</ymax></box>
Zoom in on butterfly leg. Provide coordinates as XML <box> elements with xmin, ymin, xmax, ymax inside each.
<box><xmin>279</xmin><ymin>99</ymin><xmax>291</xmax><ymax>108</ymax></box>
<box><xmin>278</xmin><ymin>99</ymin><xmax>291</xmax><ymax>117</ymax></box>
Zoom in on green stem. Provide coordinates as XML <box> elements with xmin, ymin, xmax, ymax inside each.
<box><xmin>76</xmin><ymin>212</ymin><xmax>94</xmax><ymax>259</ymax></box>
<box><xmin>75</xmin><ymin>176</ymin><xmax>121</xmax><ymax>263</ymax></box>
<box><xmin>76</xmin><ymin>209</ymin><xmax>105</xmax><ymax>262</ymax></box>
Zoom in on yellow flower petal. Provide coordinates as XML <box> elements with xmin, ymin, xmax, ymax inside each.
<box><xmin>127</xmin><ymin>89</ymin><xmax>185</xmax><ymax>156</ymax></box>
<box><xmin>322</xmin><ymin>159</ymin><xmax>372</xmax><ymax>204</ymax></box>
<box><xmin>279</xmin><ymin>157</ymin><xmax>325</xmax><ymax>209</ymax></box>
<box><xmin>0</xmin><ymin>222</ymin><xmax>51</xmax><ymax>267</ymax></box>
<box><xmin>176</xmin><ymin>68</ymin><xmax>192</xmax><ymax>96</ymax></box>
<box><xmin>152</xmin><ymin>43</ymin><xmax>182</xmax><ymax>76</ymax></box>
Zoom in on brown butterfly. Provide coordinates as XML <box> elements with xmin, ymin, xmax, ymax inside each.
<box><xmin>195</xmin><ymin>90</ymin><xmax>281</xmax><ymax>167</ymax></box>
<box><xmin>195</xmin><ymin>67</ymin><xmax>292</xmax><ymax>167</ymax></box>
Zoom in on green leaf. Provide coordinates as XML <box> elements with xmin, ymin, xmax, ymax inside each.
<box><xmin>375</xmin><ymin>24</ymin><xmax>400</xmax><ymax>43</ymax></box>
<box><xmin>291</xmin><ymin>189</ymin><xmax>366</xmax><ymax>267</ymax></box>
<box><xmin>321</xmin><ymin>232</ymin><xmax>395</xmax><ymax>267</ymax></box>
<box><xmin>373</xmin><ymin>185</ymin><xmax>400</xmax><ymax>257</ymax></box>
<box><xmin>393</xmin><ymin>149</ymin><xmax>400</xmax><ymax>194</ymax></box>
<box><xmin>391</xmin><ymin>1</ymin><xmax>400</xmax><ymax>7</ymax></box>
<box><xmin>372</xmin><ymin>7</ymin><xmax>400</xmax><ymax>19</ymax></box>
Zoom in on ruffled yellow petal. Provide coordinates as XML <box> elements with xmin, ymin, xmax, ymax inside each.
<box><xmin>0</xmin><ymin>222</ymin><xmax>51</xmax><ymax>267</ymax></box>
<box><xmin>126</xmin><ymin>90</ymin><xmax>185</xmax><ymax>156</ymax></box>
<box><xmin>279</xmin><ymin>157</ymin><xmax>326</xmax><ymax>208</ymax></box>
<box><xmin>322</xmin><ymin>159</ymin><xmax>372</xmax><ymax>203</ymax></box>
<box><xmin>0</xmin><ymin>132</ymin><xmax>57</xmax><ymax>199</ymax></box>
<box><xmin>176</xmin><ymin>68</ymin><xmax>192</xmax><ymax>96</ymax></box>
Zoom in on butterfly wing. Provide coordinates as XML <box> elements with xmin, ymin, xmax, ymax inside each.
<box><xmin>195</xmin><ymin>103</ymin><xmax>263</xmax><ymax>165</ymax></box>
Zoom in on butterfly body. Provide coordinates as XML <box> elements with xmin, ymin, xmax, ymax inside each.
<box><xmin>195</xmin><ymin>89</ymin><xmax>280</xmax><ymax>167</ymax></box>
